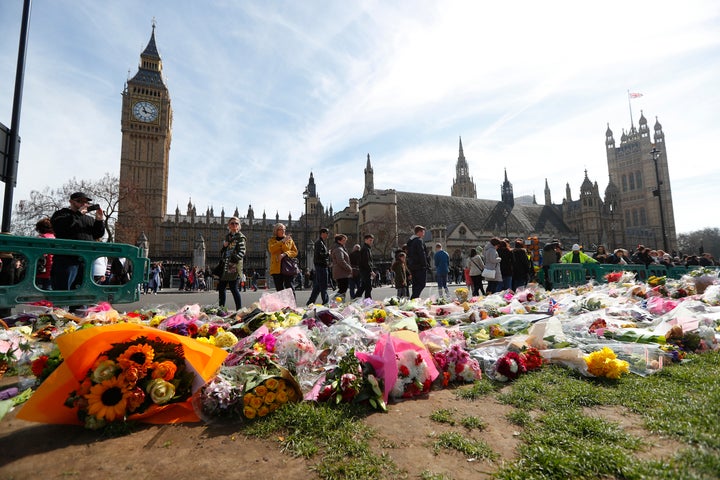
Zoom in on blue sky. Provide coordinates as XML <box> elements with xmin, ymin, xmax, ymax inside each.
<box><xmin>1</xmin><ymin>0</ymin><xmax>718</xmax><ymax>235</ymax></box>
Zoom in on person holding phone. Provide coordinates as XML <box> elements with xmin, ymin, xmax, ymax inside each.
<box><xmin>267</xmin><ymin>223</ymin><xmax>298</xmax><ymax>293</ymax></box>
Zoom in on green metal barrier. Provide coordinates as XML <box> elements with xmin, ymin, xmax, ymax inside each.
<box><xmin>590</xmin><ymin>264</ymin><xmax>647</xmax><ymax>283</ymax></box>
<box><xmin>549</xmin><ymin>264</ymin><xmax>588</xmax><ymax>288</ymax></box>
<box><xmin>646</xmin><ymin>264</ymin><xmax>668</xmax><ymax>279</ymax></box>
<box><xmin>0</xmin><ymin>235</ymin><xmax>149</xmax><ymax>307</ymax></box>
<box><xmin>667</xmin><ymin>266</ymin><xmax>687</xmax><ymax>279</ymax></box>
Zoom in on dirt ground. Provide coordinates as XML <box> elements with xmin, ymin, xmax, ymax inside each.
<box><xmin>0</xmin><ymin>376</ymin><xmax>680</xmax><ymax>480</ymax></box>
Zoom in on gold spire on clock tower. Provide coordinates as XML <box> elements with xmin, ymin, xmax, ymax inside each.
<box><xmin>116</xmin><ymin>23</ymin><xmax>173</xmax><ymax>256</ymax></box>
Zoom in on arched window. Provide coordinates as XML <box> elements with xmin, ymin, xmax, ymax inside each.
<box><xmin>621</xmin><ymin>175</ymin><xmax>627</xmax><ymax>192</ymax></box>
<box><xmin>635</xmin><ymin>171</ymin><xmax>642</xmax><ymax>189</ymax></box>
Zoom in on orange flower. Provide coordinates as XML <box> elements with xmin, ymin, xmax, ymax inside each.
<box><xmin>243</xmin><ymin>392</ymin><xmax>256</xmax><ymax>406</ymax></box>
<box><xmin>276</xmin><ymin>390</ymin><xmax>288</xmax><ymax>404</ymax></box>
<box><xmin>264</xmin><ymin>391</ymin><xmax>276</xmax><ymax>405</ymax></box>
<box><xmin>250</xmin><ymin>396</ymin><xmax>263</xmax><ymax>410</ymax></box>
<box><xmin>265</xmin><ymin>378</ymin><xmax>280</xmax><ymax>391</ymax></box>
<box><xmin>254</xmin><ymin>385</ymin><xmax>268</xmax><ymax>397</ymax></box>
<box><xmin>117</xmin><ymin>344</ymin><xmax>155</xmax><ymax>376</ymax></box>
<box><xmin>243</xmin><ymin>406</ymin><xmax>256</xmax><ymax>419</ymax></box>
<box><xmin>151</xmin><ymin>361</ymin><xmax>177</xmax><ymax>381</ymax></box>
<box><xmin>257</xmin><ymin>405</ymin><xmax>270</xmax><ymax>417</ymax></box>
<box><xmin>85</xmin><ymin>377</ymin><xmax>131</xmax><ymax>422</ymax></box>
<box><xmin>126</xmin><ymin>387</ymin><xmax>146</xmax><ymax>412</ymax></box>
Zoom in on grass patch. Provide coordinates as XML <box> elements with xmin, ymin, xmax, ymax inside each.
<box><xmin>242</xmin><ymin>402</ymin><xmax>399</xmax><ymax>479</ymax></box>
<box><xmin>455</xmin><ymin>378</ymin><xmax>498</xmax><ymax>400</ymax></box>
<box><xmin>432</xmin><ymin>431</ymin><xmax>498</xmax><ymax>461</ymax></box>
<box><xmin>494</xmin><ymin>351</ymin><xmax>720</xmax><ymax>479</ymax></box>
<box><xmin>430</xmin><ymin>408</ymin><xmax>456</xmax><ymax>425</ymax></box>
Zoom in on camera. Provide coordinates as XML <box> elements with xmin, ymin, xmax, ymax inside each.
<box><xmin>86</xmin><ymin>204</ymin><xmax>100</xmax><ymax>212</ymax></box>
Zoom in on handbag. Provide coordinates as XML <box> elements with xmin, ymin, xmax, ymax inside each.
<box><xmin>481</xmin><ymin>268</ymin><xmax>496</xmax><ymax>280</ymax></box>
<box><xmin>281</xmin><ymin>256</ymin><xmax>300</xmax><ymax>276</ymax></box>
<box><xmin>212</xmin><ymin>261</ymin><xmax>224</xmax><ymax>277</ymax></box>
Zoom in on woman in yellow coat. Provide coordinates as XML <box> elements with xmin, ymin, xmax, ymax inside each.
<box><xmin>267</xmin><ymin>223</ymin><xmax>298</xmax><ymax>292</ymax></box>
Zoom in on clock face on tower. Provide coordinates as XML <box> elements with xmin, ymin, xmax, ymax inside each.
<box><xmin>132</xmin><ymin>101</ymin><xmax>159</xmax><ymax>122</ymax></box>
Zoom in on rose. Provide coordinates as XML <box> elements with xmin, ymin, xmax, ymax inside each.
<box><xmin>151</xmin><ymin>361</ymin><xmax>178</xmax><ymax>381</ymax></box>
<box><xmin>91</xmin><ymin>360</ymin><xmax>118</xmax><ymax>383</ymax></box>
<box><xmin>31</xmin><ymin>355</ymin><xmax>49</xmax><ymax>377</ymax></box>
<box><xmin>146</xmin><ymin>378</ymin><xmax>176</xmax><ymax>404</ymax></box>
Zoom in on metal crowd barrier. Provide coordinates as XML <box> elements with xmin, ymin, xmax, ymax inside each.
<box><xmin>0</xmin><ymin>235</ymin><xmax>149</xmax><ymax>307</ymax></box>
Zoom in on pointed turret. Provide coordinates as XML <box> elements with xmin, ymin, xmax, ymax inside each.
<box><xmin>451</xmin><ymin>136</ymin><xmax>477</xmax><ymax>198</ymax></box>
<box><xmin>129</xmin><ymin>22</ymin><xmax>166</xmax><ymax>88</ymax></box>
<box><xmin>501</xmin><ymin>168</ymin><xmax>514</xmax><ymax>208</ymax></box>
<box><xmin>544</xmin><ymin>178</ymin><xmax>552</xmax><ymax>206</ymax></box>
<box><xmin>363</xmin><ymin>154</ymin><xmax>374</xmax><ymax>196</ymax></box>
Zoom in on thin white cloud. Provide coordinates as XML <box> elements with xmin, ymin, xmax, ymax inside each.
<box><xmin>0</xmin><ymin>0</ymin><xmax>718</xmax><ymax>236</ymax></box>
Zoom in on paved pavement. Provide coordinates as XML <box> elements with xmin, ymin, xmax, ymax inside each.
<box><xmin>108</xmin><ymin>282</ymin><xmax>462</xmax><ymax>313</ymax></box>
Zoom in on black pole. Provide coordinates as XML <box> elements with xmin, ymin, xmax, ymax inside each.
<box><xmin>651</xmin><ymin>147</ymin><xmax>669</xmax><ymax>252</ymax></box>
<box><xmin>2</xmin><ymin>0</ymin><xmax>32</xmax><ymax>233</ymax></box>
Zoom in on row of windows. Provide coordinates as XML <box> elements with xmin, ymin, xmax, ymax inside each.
<box><xmin>621</xmin><ymin>171</ymin><xmax>643</xmax><ymax>192</ymax></box>
<box><xmin>132</xmin><ymin>87</ymin><xmax>159</xmax><ymax>97</ymax></box>
<box><xmin>625</xmin><ymin>207</ymin><xmax>647</xmax><ymax>227</ymax></box>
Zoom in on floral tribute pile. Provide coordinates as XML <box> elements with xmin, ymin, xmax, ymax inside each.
<box><xmin>2</xmin><ymin>268</ymin><xmax>720</xmax><ymax>429</ymax></box>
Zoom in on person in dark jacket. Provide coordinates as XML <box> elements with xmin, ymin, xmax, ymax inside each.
<box><xmin>217</xmin><ymin>217</ymin><xmax>246</xmax><ymax>310</ymax></box>
<box><xmin>498</xmin><ymin>239</ymin><xmax>513</xmax><ymax>291</ymax></box>
<box><xmin>50</xmin><ymin>191</ymin><xmax>105</xmax><ymax>290</ymax></box>
<box><xmin>406</xmin><ymin>225</ymin><xmax>428</xmax><ymax>299</ymax></box>
<box><xmin>510</xmin><ymin>239</ymin><xmax>533</xmax><ymax>291</ymax></box>
<box><xmin>358</xmin><ymin>234</ymin><xmax>375</xmax><ymax>299</ymax></box>
<box><xmin>306</xmin><ymin>228</ymin><xmax>330</xmax><ymax>305</ymax></box>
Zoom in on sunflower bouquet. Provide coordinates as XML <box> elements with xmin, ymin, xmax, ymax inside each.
<box><xmin>64</xmin><ymin>336</ymin><xmax>195</xmax><ymax>430</ymax></box>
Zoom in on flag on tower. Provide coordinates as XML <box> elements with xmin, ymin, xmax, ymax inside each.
<box><xmin>629</xmin><ymin>92</ymin><xmax>643</xmax><ymax>98</ymax></box>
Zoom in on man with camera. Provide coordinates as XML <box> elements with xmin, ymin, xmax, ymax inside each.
<box><xmin>50</xmin><ymin>191</ymin><xmax>105</xmax><ymax>291</ymax></box>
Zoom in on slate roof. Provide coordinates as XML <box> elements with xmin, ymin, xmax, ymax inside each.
<box><xmin>395</xmin><ymin>191</ymin><xmax>573</xmax><ymax>238</ymax></box>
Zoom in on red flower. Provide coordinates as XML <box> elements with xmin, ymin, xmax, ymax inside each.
<box><xmin>399</xmin><ymin>365</ymin><xmax>410</xmax><ymax>377</ymax></box>
<box><xmin>31</xmin><ymin>355</ymin><xmax>49</xmax><ymax>377</ymax></box>
<box><xmin>187</xmin><ymin>323</ymin><xmax>199</xmax><ymax>337</ymax></box>
<box><xmin>495</xmin><ymin>351</ymin><xmax>527</xmax><ymax>380</ymax></box>
<box><xmin>521</xmin><ymin>348</ymin><xmax>544</xmax><ymax>371</ymax></box>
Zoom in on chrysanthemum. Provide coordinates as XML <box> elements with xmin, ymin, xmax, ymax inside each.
<box><xmin>85</xmin><ymin>377</ymin><xmax>131</xmax><ymax>422</ymax></box>
<box><xmin>117</xmin><ymin>343</ymin><xmax>155</xmax><ymax>376</ymax></box>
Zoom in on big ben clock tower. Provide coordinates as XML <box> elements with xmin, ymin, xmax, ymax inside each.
<box><xmin>116</xmin><ymin>23</ymin><xmax>172</xmax><ymax>256</ymax></box>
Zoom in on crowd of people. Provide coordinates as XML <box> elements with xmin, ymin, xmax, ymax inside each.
<box><xmin>10</xmin><ymin>191</ymin><xmax>720</xmax><ymax>314</ymax></box>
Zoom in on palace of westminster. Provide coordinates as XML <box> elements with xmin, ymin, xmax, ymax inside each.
<box><xmin>115</xmin><ymin>28</ymin><xmax>678</xmax><ymax>277</ymax></box>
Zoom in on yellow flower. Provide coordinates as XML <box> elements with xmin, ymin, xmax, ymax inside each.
<box><xmin>243</xmin><ymin>406</ymin><xmax>256</xmax><ymax>419</ymax></box>
<box><xmin>276</xmin><ymin>390</ymin><xmax>288</xmax><ymax>404</ymax></box>
<box><xmin>257</xmin><ymin>405</ymin><xmax>270</xmax><ymax>417</ymax></box>
<box><xmin>605</xmin><ymin>359</ymin><xmax>630</xmax><ymax>379</ymax></box>
<box><xmin>214</xmin><ymin>331</ymin><xmax>238</xmax><ymax>348</ymax></box>
<box><xmin>86</xmin><ymin>377</ymin><xmax>131</xmax><ymax>422</ymax></box>
<box><xmin>264</xmin><ymin>391</ymin><xmax>276</xmax><ymax>405</ymax></box>
<box><xmin>585</xmin><ymin>347</ymin><xmax>629</xmax><ymax>379</ymax></box>
<box><xmin>254</xmin><ymin>385</ymin><xmax>268</xmax><ymax>397</ymax></box>
<box><xmin>149</xmin><ymin>315</ymin><xmax>166</xmax><ymax>327</ymax></box>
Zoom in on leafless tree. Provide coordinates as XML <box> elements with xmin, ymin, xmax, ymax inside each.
<box><xmin>11</xmin><ymin>173</ymin><xmax>122</xmax><ymax>240</ymax></box>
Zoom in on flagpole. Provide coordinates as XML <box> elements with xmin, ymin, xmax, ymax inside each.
<box><xmin>627</xmin><ymin>90</ymin><xmax>634</xmax><ymax>129</ymax></box>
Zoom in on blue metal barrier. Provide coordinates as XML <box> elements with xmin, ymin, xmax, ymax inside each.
<box><xmin>0</xmin><ymin>235</ymin><xmax>148</xmax><ymax>307</ymax></box>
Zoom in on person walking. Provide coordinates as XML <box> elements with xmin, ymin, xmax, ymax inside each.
<box><xmin>407</xmin><ymin>225</ymin><xmax>428</xmax><ymax>299</ymax></box>
<box><xmin>433</xmin><ymin>242</ymin><xmax>451</xmax><ymax>298</ymax></box>
<box><xmin>267</xmin><ymin>223</ymin><xmax>298</xmax><ymax>293</ymax></box>
<box><xmin>391</xmin><ymin>251</ymin><xmax>410</xmax><ymax>298</ymax></box>
<box><xmin>358</xmin><ymin>234</ymin><xmax>375</xmax><ymax>299</ymax></box>
<box><xmin>467</xmin><ymin>248</ymin><xmax>485</xmax><ymax>297</ymax></box>
<box><xmin>330</xmin><ymin>234</ymin><xmax>353</xmax><ymax>302</ymax></box>
<box><xmin>306</xmin><ymin>228</ymin><xmax>331</xmax><ymax>305</ymax></box>
<box><xmin>217</xmin><ymin>217</ymin><xmax>246</xmax><ymax>310</ymax></box>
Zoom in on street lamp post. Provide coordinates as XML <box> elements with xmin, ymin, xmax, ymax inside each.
<box><xmin>302</xmin><ymin>189</ymin><xmax>309</xmax><ymax>272</ymax></box>
<box><xmin>650</xmin><ymin>147</ymin><xmax>669</xmax><ymax>252</ymax></box>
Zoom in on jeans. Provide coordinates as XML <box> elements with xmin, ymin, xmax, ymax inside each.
<box><xmin>410</xmin><ymin>269</ymin><xmax>426</xmax><ymax>299</ymax></box>
<box><xmin>436</xmin><ymin>272</ymin><xmax>449</xmax><ymax>296</ymax></box>
<box><xmin>307</xmin><ymin>266</ymin><xmax>329</xmax><ymax>305</ymax></box>
<box><xmin>50</xmin><ymin>255</ymin><xmax>81</xmax><ymax>290</ymax></box>
<box><xmin>218</xmin><ymin>278</ymin><xmax>242</xmax><ymax>310</ymax></box>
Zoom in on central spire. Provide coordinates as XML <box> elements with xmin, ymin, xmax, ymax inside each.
<box><xmin>451</xmin><ymin>136</ymin><xmax>477</xmax><ymax>198</ymax></box>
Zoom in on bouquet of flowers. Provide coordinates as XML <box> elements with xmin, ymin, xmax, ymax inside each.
<box><xmin>492</xmin><ymin>351</ymin><xmax>527</xmax><ymax>382</ymax></box>
<box><xmin>194</xmin><ymin>362</ymin><xmax>302</xmax><ymax>422</ymax></box>
<box><xmin>432</xmin><ymin>343</ymin><xmax>482</xmax><ymax>387</ymax></box>
<box><xmin>65</xmin><ymin>336</ymin><xmax>195</xmax><ymax>429</ymax></box>
<box><xmin>391</xmin><ymin>349</ymin><xmax>434</xmax><ymax>400</ymax></box>
<box><xmin>312</xmin><ymin>348</ymin><xmax>386</xmax><ymax>412</ymax></box>
<box><xmin>30</xmin><ymin>345</ymin><xmax>63</xmax><ymax>384</ymax></box>
<box><xmin>584</xmin><ymin>347</ymin><xmax>630</xmax><ymax>379</ymax></box>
